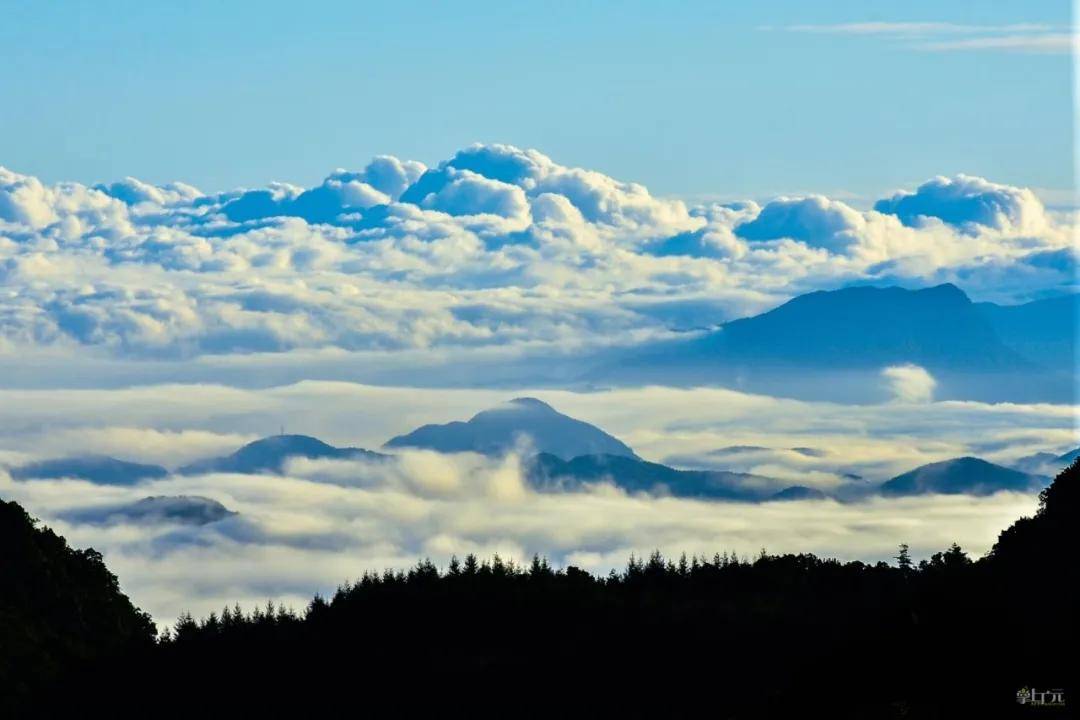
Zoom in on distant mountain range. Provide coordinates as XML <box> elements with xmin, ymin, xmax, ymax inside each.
<box><xmin>601</xmin><ymin>284</ymin><xmax>1077</xmax><ymax>403</ymax></box>
<box><xmin>385</xmin><ymin>397</ymin><xmax>637</xmax><ymax>460</ymax></box>
<box><xmin>4</xmin><ymin>399</ymin><xmax>1065</xmax><ymax>504</ymax></box>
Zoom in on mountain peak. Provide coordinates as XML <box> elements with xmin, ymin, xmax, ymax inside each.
<box><xmin>696</xmin><ymin>283</ymin><xmax>1021</xmax><ymax>372</ymax></box>
<box><xmin>180</xmin><ymin>435</ymin><xmax>382</xmax><ymax>475</ymax></box>
<box><xmin>881</xmin><ymin>456</ymin><xmax>1043</xmax><ymax>496</ymax></box>
<box><xmin>506</xmin><ymin>397</ymin><xmax>555</xmax><ymax>411</ymax></box>
<box><xmin>385</xmin><ymin>399</ymin><xmax>636</xmax><ymax>460</ymax></box>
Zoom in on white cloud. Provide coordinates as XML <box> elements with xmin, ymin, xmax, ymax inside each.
<box><xmin>874</xmin><ymin>174</ymin><xmax>1049</xmax><ymax>234</ymax></box>
<box><xmin>734</xmin><ymin>195</ymin><xmax>866</xmax><ymax>252</ymax></box>
<box><xmin>882</xmin><ymin>364</ymin><xmax>937</xmax><ymax>403</ymax></box>
<box><xmin>0</xmin><ymin>147</ymin><xmax>1074</xmax><ymax>360</ymax></box>
<box><xmin>773</xmin><ymin>22</ymin><xmax>1075</xmax><ymax>55</ymax></box>
<box><xmin>0</xmin><ymin>379</ymin><xmax>1071</xmax><ymax>626</ymax></box>
<box><xmin>0</xmin><ymin>456</ymin><xmax>1041</xmax><ymax>626</ymax></box>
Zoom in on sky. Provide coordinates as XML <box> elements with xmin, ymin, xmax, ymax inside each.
<box><xmin>0</xmin><ymin>0</ymin><xmax>1073</xmax><ymax>200</ymax></box>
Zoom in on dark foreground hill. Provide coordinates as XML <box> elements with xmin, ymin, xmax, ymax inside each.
<box><xmin>5</xmin><ymin>462</ymin><xmax>1075</xmax><ymax>717</ymax></box>
<box><xmin>0</xmin><ymin>500</ymin><xmax>155</xmax><ymax>714</ymax></box>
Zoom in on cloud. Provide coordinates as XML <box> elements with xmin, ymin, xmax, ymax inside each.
<box><xmin>419</xmin><ymin>168</ymin><xmax>530</xmax><ymax>222</ymax></box>
<box><xmin>0</xmin><ymin>379</ymin><xmax>1071</xmax><ymax>626</ymax></box>
<box><xmin>882</xmin><ymin>364</ymin><xmax>937</xmax><ymax>403</ymax></box>
<box><xmin>95</xmin><ymin>177</ymin><xmax>203</xmax><ymax>207</ymax></box>
<box><xmin>779</xmin><ymin>22</ymin><xmax>1058</xmax><ymax>37</ymax></box>
<box><xmin>219</xmin><ymin>155</ymin><xmax>426</xmax><ymax>225</ymax></box>
<box><xmin>0</xmin><ymin>148</ymin><xmax>1074</xmax><ymax>360</ymax></box>
<box><xmin>0</xmin><ymin>381</ymin><xmax>1073</xmax><ymax>485</ymax></box>
<box><xmin>0</xmin><ymin>455</ymin><xmax>1042</xmax><ymax>626</ymax></box>
<box><xmin>734</xmin><ymin>195</ymin><xmax>865</xmax><ymax>252</ymax></box>
<box><xmin>874</xmin><ymin>175</ymin><xmax>1049</xmax><ymax>234</ymax></box>
<box><xmin>772</xmin><ymin>22</ymin><xmax>1074</xmax><ymax>54</ymax></box>
<box><xmin>2</xmin><ymin>166</ymin><xmax>133</xmax><ymax>235</ymax></box>
<box><xmin>914</xmin><ymin>33</ymin><xmax>1077</xmax><ymax>54</ymax></box>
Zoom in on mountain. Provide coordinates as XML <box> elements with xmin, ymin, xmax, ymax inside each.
<box><xmin>599</xmin><ymin>283</ymin><xmax>1075</xmax><ymax>403</ymax></box>
<box><xmin>385</xmin><ymin>398</ymin><xmax>637</xmax><ymax>460</ymax></box>
<box><xmin>61</xmin><ymin>495</ymin><xmax>236</xmax><ymax>526</ymax></box>
<box><xmin>680</xmin><ymin>284</ymin><xmax>1028</xmax><ymax>372</ymax></box>
<box><xmin>9</xmin><ymin>456</ymin><xmax>168</xmax><ymax>485</ymax></box>
<box><xmin>180</xmin><ymin>434</ymin><xmax>385</xmax><ymax>475</ymax></box>
<box><xmin>880</xmin><ymin>457</ymin><xmax>1045</xmax><ymax>496</ymax></box>
<box><xmin>525</xmin><ymin>452</ymin><xmax>772</xmax><ymax>500</ymax></box>
<box><xmin>975</xmin><ymin>293</ymin><xmax>1078</xmax><ymax>371</ymax></box>
<box><xmin>769</xmin><ymin>485</ymin><xmax>828</xmax><ymax>502</ymax></box>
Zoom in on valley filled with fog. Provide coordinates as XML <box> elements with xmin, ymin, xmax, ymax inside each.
<box><xmin>1</xmin><ymin>380</ymin><xmax>1071</xmax><ymax>624</ymax></box>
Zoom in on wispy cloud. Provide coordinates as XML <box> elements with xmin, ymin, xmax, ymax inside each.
<box><xmin>915</xmin><ymin>33</ymin><xmax>1077</xmax><ymax>54</ymax></box>
<box><xmin>770</xmin><ymin>21</ymin><xmax>1075</xmax><ymax>54</ymax></box>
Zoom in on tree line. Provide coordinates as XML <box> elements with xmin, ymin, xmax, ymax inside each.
<box><xmin>3</xmin><ymin>461</ymin><xmax>1074</xmax><ymax>717</ymax></box>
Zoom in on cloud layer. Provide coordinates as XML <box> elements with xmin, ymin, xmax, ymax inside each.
<box><xmin>1</xmin><ymin>144</ymin><xmax>1075</xmax><ymax>362</ymax></box>
<box><xmin>1</xmin><ymin>380</ymin><xmax>1072</xmax><ymax>626</ymax></box>
<box><xmin>0</xmin><ymin>456</ymin><xmax>1041</xmax><ymax>627</ymax></box>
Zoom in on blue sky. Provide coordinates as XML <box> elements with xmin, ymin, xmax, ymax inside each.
<box><xmin>0</xmin><ymin>0</ymin><xmax>1073</xmax><ymax>199</ymax></box>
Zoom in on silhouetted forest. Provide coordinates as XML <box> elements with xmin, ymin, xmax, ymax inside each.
<box><xmin>0</xmin><ymin>500</ymin><xmax>155</xmax><ymax>715</ymax></box>
<box><xmin>3</xmin><ymin>462</ymin><xmax>1075</xmax><ymax>718</ymax></box>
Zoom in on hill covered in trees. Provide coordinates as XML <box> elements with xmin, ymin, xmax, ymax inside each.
<box><xmin>0</xmin><ymin>500</ymin><xmax>156</xmax><ymax>715</ymax></box>
<box><xmin>3</xmin><ymin>462</ymin><xmax>1074</xmax><ymax>717</ymax></box>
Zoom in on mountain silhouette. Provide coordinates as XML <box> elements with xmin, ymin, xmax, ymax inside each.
<box><xmin>9</xmin><ymin>456</ymin><xmax>168</xmax><ymax>485</ymax></box>
<box><xmin>180</xmin><ymin>434</ymin><xmax>384</xmax><ymax>475</ymax></box>
<box><xmin>880</xmin><ymin>456</ymin><xmax>1044</xmax><ymax>496</ymax></box>
<box><xmin>384</xmin><ymin>398</ymin><xmax>637</xmax><ymax>460</ymax></box>
<box><xmin>599</xmin><ymin>283</ymin><xmax>1074</xmax><ymax>402</ymax></box>
<box><xmin>525</xmin><ymin>452</ymin><xmax>771</xmax><ymax>500</ymax></box>
<box><xmin>0</xmin><ymin>498</ymin><xmax>155</xmax><ymax>713</ymax></box>
<box><xmin>61</xmin><ymin>495</ymin><xmax>236</xmax><ymax>526</ymax></box>
<box><xmin>684</xmin><ymin>284</ymin><xmax>1028</xmax><ymax>372</ymax></box>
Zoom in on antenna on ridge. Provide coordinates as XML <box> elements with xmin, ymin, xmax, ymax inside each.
<box><xmin>280</xmin><ymin>423</ymin><xmax>285</xmax><ymax>436</ymax></box>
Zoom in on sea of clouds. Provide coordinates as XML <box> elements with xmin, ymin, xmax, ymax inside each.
<box><xmin>1</xmin><ymin>143</ymin><xmax>1076</xmax><ymax>627</ymax></box>
<box><xmin>1</xmin><ymin>381</ymin><xmax>1073</xmax><ymax>625</ymax></box>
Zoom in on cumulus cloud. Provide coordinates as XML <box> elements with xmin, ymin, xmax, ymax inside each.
<box><xmin>0</xmin><ymin>148</ymin><xmax>1074</xmax><ymax>360</ymax></box>
<box><xmin>735</xmin><ymin>195</ymin><xmax>866</xmax><ymax>252</ymax></box>
<box><xmin>882</xmin><ymin>364</ymin><xmax>937</xmax><ymax>403</ymax></box>
<box><xmin>874</xmin><ymin>174</ymin><xmax>1049</xmax><ymax>234</ymax></box>
<box><xmin>95</xmin><ymin>177</ymin><xmax>203</xmax><ymax>207</ymax></box>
